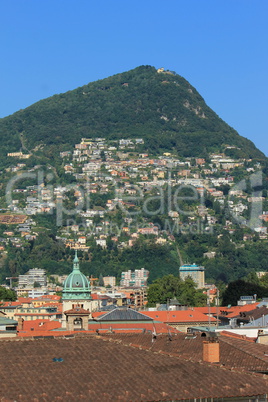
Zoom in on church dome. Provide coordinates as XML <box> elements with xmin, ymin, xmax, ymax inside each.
<box><xmin>62</xmin><ymin>251</ymin><xmax>91</xmax><ymax>301</ymax></box>
<box><xmin>64</xmin><ymin>271</ymin><xmax>90</xmax><ymax>290</ymax></box>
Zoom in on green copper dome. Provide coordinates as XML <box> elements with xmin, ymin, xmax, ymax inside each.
<box><xmin>62</xmin><ymin>251</ymin><xmax>91</xmax><ymax>301</ymax></box>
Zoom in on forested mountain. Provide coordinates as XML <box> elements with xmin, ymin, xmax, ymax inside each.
<box><xmin>0</xmin><ymin>65</ymin><xmax>267</xmax><ymax>294</ymax></box>
<box><xmin>0</xmin><ymin>65</ymin><xmax>265</xmax><ymax>163</ymax></box>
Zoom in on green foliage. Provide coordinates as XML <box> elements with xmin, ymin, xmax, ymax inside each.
<box><xmin>177</xmin><ymin>232</ymin><xmax>268</xmax><ymax>284</ymax></box>
<box><xmin>0</xmin><ymin>286</ymin><xmax>16</xmax><ymax>301</ymax></box>
<box><xmin>0</xmin><ymin>65</ymin><xmax>265</xmax><ymax>166</ymax></box>
<box><xmin>222</xmin><ymin>279</ymin><xmax>268</xmax><ymax>306</ymax></box>
<box><xmin>79</xmin><ymin>240</ymin><xmax>180</xmax><ymax>282</ymax></box>
<box><xmin>147</xmin><ymin>274</ymin><xmax>206</xmax><ymax>307</ymax></box>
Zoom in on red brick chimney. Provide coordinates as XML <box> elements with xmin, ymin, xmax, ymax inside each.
<box><xmin>203</xmin><ymin>338</ymin><xmax>220</xmax><ymax>363</ymax></box>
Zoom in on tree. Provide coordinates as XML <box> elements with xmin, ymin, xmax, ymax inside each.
<box><xmin>0</xmin><ymin>286</ymin><xmax>16</xmax><ymax>302</ymax></box>
<box><xmin>221</xmin><ymin>279</ymin><xmax>268</xmax><ymax>306</ymax></box>
<box><xmin>99</xmin><ymin>273</ymin><xmax>104</xmax><ymax>287</ymax></box>
<box><xmin>147</xmin><ymin>274</ymin><xmax>206</xmax><ymax>307</ymax></box>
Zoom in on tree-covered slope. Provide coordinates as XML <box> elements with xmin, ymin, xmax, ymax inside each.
<box><xmin>0</xmin><ymin>65</ymin><xmax>265</xmax><ymax>159</ymax></box>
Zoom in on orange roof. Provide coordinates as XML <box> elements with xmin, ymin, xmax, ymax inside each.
<box><xmin>195</xmin><ymin>307</ymin><xmax>219</xmax><ymax>314</ymax></box>
<box><xmin>32</xmin><ymin>295</ymin><xmax>61</xmax><ymax>301</ymax></box>
<box><xmin>19</xmin><ymin>319</ymin><xmax>61</xmax><ymax>332</ymax></box>
<box><xmin>140</xmin><ymin>310</ymin><xmax>217</xmax><ymax>323</ymax></box>
<box><xmin>220</xmin><ymin>303</ymin><xmax>259</xmax><ymax>318</ymax></box>
<box><xmin>17</xmin><ymin>318</ymin><xmax>179</xmax><ymax>337</ymax></box>
<box><xmin>220</xmin><ymin>330</ymin><xmax>256</xmax><ymax>342</ymax></box>
<box><xmin>92</xmin><ymin>311</ymin><xmax>106</xmax><ymax>318</ymax></box>
<box><xmin>1</xmin><ymin>301</ymin><xmax>22</xmax><ymax>307</ymax></box>
<box><xmin>91</xmin><ymin>293</ymin><xmax>101</xmax><ymax>300</ymax></box>
<box><xmin>17</xmin><ymin>297</ymin><xmax>33</xmax><ymax>303</ymax></box>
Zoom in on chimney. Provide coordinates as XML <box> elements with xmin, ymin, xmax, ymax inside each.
<box><xmin>203</xmin><ymin>338</ymin><xmax>220</xmax><ymax>363</ymax></box>
<box><xmin>17</xmin><ymin>317</ymin><xmax>24</xmax><ymax>331</ymax></box>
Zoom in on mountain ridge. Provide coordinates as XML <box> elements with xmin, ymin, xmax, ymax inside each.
<box><xmin>0</xmin><ymin>65</ymin><xmax>265</xmax><ymax>163</ymax></box>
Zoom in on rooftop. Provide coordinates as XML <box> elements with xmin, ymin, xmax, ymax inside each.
<box><xmin>0</xmin><ymin>333</ymin><xmax>267</xmax><ymax>400</ymax></box>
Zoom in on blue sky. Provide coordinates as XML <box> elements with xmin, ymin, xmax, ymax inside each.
<box><xmin>0</xmin><ymin>0</ymin><xmax>267</xmax><ymax>155</ymax></box>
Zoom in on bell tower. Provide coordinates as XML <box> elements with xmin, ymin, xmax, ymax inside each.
<box><xmin>62</xmin><ymin>251</ymin><xmax>92</xmax><ymax>328</ymax></box>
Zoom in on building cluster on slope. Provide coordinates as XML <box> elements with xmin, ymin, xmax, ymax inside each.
<box><xmin>2</xmin><ymin>137</ymin><xmax>267</xmax><ymax>257</ymax></box>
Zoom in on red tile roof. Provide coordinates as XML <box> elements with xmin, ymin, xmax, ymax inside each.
<box><xmin>220</xmin><ymin>303</ymin><xmax>259</xmax><ymax>318</ymax></box>
<box><xmin>105</xmin><ymin>332</ymin><xmax>268</xmax><ymax>374</ymax></box>
<box><xmin>0</xmin><ymin>334</ymin><xmax>267</xmax><ymax>400</ymax></box>
<box><xmin>18</xmin><ymin>319</ymin><xmax>61</xmax><ymax>333</ymax></box>
<box><xmin>141</xmin><ymin>309</ymin><xmax>217</xmax><ymax>323</ymax></box>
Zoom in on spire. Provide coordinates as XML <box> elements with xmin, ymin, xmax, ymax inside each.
<box><xmin>73</xmin><ymin>250</ymin><xmax>80</xmax><ymax>271</ymax></box>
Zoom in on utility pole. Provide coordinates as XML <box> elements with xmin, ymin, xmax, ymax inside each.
<box><xmin>216</xmin><ymin>289</ymin><xmax>220</xmax><ymax>329</ymax></box>
<box><xmin>6</xmin><ymin>277</ymin><xmax>18</xmax><ymax>289</ymax></box>
<box><xmin>207</xmin><ymin>289</ymin><xmax>211</xmax><ymax>330</ymax></box>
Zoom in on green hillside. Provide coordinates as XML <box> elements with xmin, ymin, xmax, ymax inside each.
<box><xmin>0</xmin><ymin>65</ymin><xmax>265</xmax><ymax>161</ymax></box>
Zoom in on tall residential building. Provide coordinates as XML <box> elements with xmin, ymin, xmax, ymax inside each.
<box><xmin>18</xmin><ymin>268</ymin><xmax>47</xmax><ymax>288</ymax></box>
<box><xmin>120</xmin><ymin>268</ymin><xmax>149</xmax><ymax>287</ymax></box>
<box><xmin>179</xmin><ymin>264</ymin><xmax>205</xmax><ymax>289</ymax></box>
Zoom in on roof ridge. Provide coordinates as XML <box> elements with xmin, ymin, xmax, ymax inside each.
<box><xmin>221</xmin><ymin>336</ymin><xmax>268</xmax><ymax>364</ymax></box>
<box><xmin>112</xmin><ymin>335</ymin><xmax>268</xmax><ymax>380</ymax></box>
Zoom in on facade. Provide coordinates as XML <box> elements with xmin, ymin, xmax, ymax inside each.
<box><xmin>120</xmin><ymin>268</ymin><xmax>149</xmax><ymax>287</ymax></box>
<box><xmin>0</xmin><ymin>314</ymin><xmax>18</xmax><ymax>338</ymax></box>
<box><xmin>179</xmin><ymin>264</ymin><xmax>205</xmax><ymax>288</ymax></box>
<box><xmin>129</xmin><ymin>288</ymin><xmax>147</xmax><ymax>308</ymax></box>
<box><xmin>14</xmin><ymin>306</ymin><xmax>61</xmax><ymax>322</ymax></box>
<box><xmin>103</xmin><ymin>276</ymin><xmax>116</xmax><ymax>287</ymax></box>
<box><xmin>18</xmin><ymin>268</ymin><xmax>47</xmax><ymax>288</ymax></box>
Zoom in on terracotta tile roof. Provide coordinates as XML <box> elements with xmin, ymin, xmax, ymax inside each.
<box><xmin>106</xmin><ymin>332</ymin><xmax>268</xmax><ymax>374</ymax></box>
<box><xmin>220</xmin><ymin>330</ymin><xmax>256</xmax><ymax>341</ymax></box>
<box><xmin>91</xmin><ymin>293</ymin><xmax>100</xmax><ymax>300</ymax></box>
<box><xmin>17</xmin><ymin>297</ymin><xmax>34</xmax><ymax>304</ymax></box>
<box><xmin>0</xmin><ymin>301</ymin><xmax>22</xmax><ymax>307</ymax></box>
<box><xmin>0</xmin><ymin>334</ymin><xmax>267</xmax><ymax>400</ymax></box>
<box><xmin>195</xmin><ymin>306</ymin><xmax>219</xmax><ymax>314</ymax></box>
<box><xmin>141</xmin><ymin>309</ymin><xmax>217</xmax><ymax>323</ymax></box>
<box><xmin>91</xmin><ymin>311</ymin><xmax>106</xmax><ymax>318</ymax></box>
<box><xmin>233</xmin><ymin>305</ymin><xmax>268</xmax><ymax>321</ymax></box>
<box><xmin>220</xmin><ymin>303</ymin><xmax>259</xmax><ymax>318</ymax></box>
<box><xmin>32</xmin><ymin>295</ymin><xmax>61</xmax><ymax>301</ymax></box>
<box><xmin>18</xmin><ymin>319</ymin><xmax>62</xmax><ymax>334</ymax></box>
